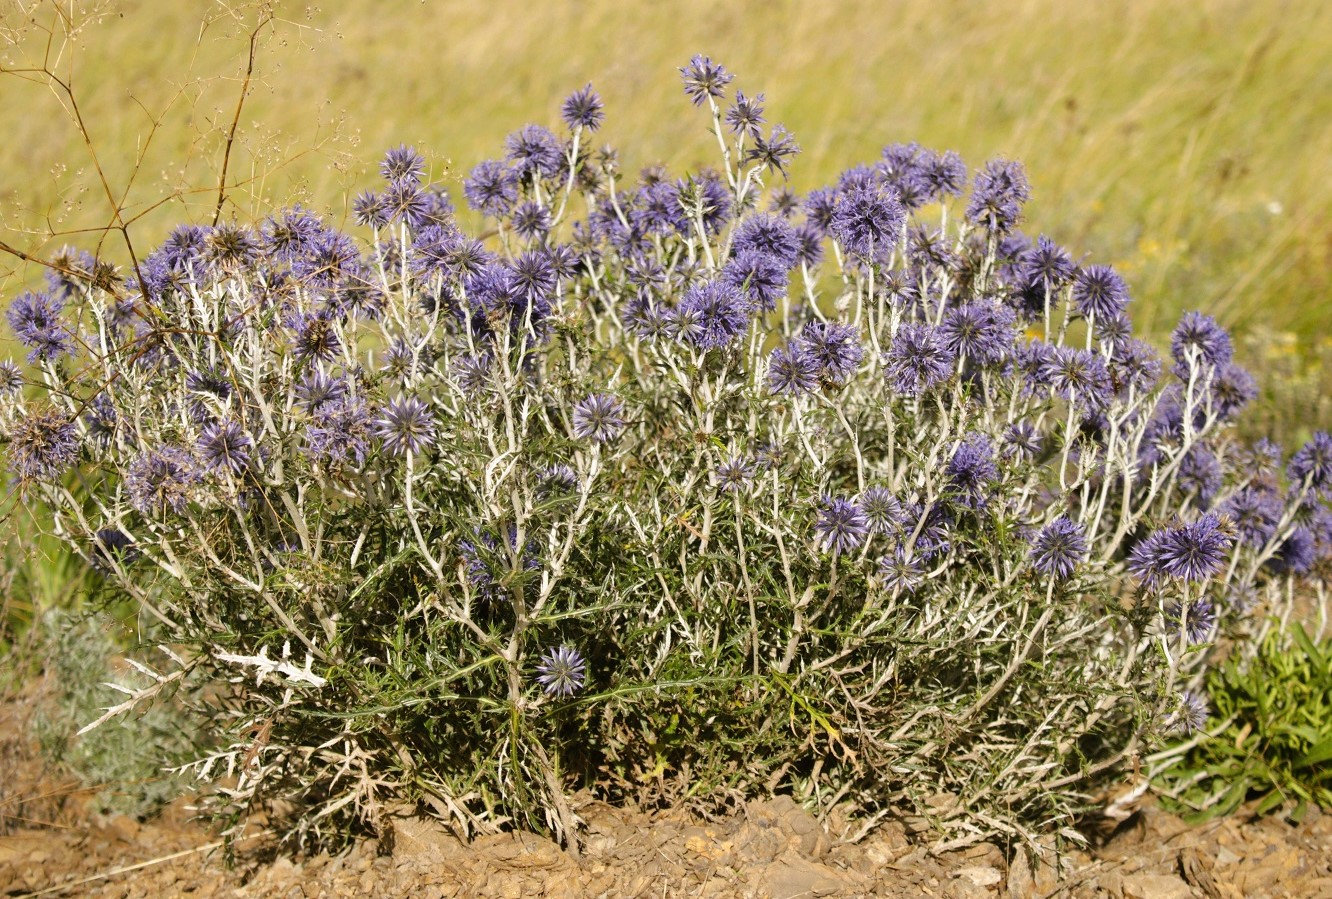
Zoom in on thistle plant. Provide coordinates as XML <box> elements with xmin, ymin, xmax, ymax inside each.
<box><xmin>3</xmin><ymin>57</ymin><xmax>1330</xmax><ymax>855</ymax></box>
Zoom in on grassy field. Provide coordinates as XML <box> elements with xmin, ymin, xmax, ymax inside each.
<box><xmin>1</xmin><ymin>0</ymin><xmax>1329</xmax><ymax>341</ymax></box>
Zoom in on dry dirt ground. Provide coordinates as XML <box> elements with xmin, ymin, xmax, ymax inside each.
<box><xmin>4</xmin><ymin>701</ymin><xmax>1332</xmax><ymax>897</ymax></box>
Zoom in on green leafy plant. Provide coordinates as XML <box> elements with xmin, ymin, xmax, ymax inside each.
<box><xmin>1155</xmin><ymin>622</ymin><xmax>1332</xmax><ymax>822</ymax></box>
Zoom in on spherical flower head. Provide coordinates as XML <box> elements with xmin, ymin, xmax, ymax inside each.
<box><xmin>1018</xmin><ymin>235</ymin><xmax>1076</xmax><ymax>289</ymax></box>
<box><xmin>1288</xmin><ymin>431</ymin><xmax>1332</xmax><ymax>490</ymax></box>
<box><xmin>721</xmin><ymin>250</ymin><xmax>788</xmax><ymax>313</ymax></box>
<box><xmin>946</xmin><ymin>434</ymin><xmax>998</xmax><ymax>509</ymax></box>
<box><xmin>464</xmin><ymin>160</ymin><xmax>520</xmax><ymax>217</ymax></box>
<box><xmin>1210</xmin><ymin>362</ymin><xmax>1257</xmax><ymax>420</ymax></box>
<box><xmin>295</xmin><ymin>370</ymin><xmax>348</xmax><ymax>413</ymax></box>
<box><xmin>731</xmin><ymin>214</ymin><xmax>801</xmax><ymax>268</ymax></box>
<box><xmin>383</xmin><ymin>179</ymin><xmax>431</xmax><ymax>227</ymax></box>
<box><xmin>677</xmin><ymin>279</ymin><xmax>751</xmax><ymax>350</ymax></box>
<box><xmin>538</xmin><ymin>464</ymin><xmax>580</xmax><ymax>498</ymax></box>
<box><xmin>1030</xmin><ymin>517</ymin><xmax>1088</xmax><ymax>580</ymax></box>
<box><xmin>1165</xmin><ymin>596</ymin><xmax>1217</xmax><ymax>645</ymax></box>
<box><xmin>715</xmin><ymin>457</ymin><xmax>755</xmax><ymax>493</ymax></box>
<box><xmin>965</xmin><ymin>158</ymin><xmax>1030</xmax><ymax>232</ymax></box>
<box><xmin>203</xmin><ymin>223</ymin><xmax>260</xmax><ymax>271</ymax></box>
<box><xmin>1002</xmin><ymin>421</ymin><xmax>1044</xmax><ymax>461</ymax></box>
<box><xmin>1126</xmin><ymin>530</ymin><xmax>1169</xmax><ymax>587</ymax></box>
<box><xmin>127</xmin><ymin>446</ymin><xmax>201</xmax><ymax>517</ymax></box>
<box><xmin>680</xmin><ymin>54</ymin><xmax>733</xmax><ymax>106</ymax></box>
<box><xmin>505</xmin><ymin>124</ymin><xmax>564</xmax><ymax>181</ymax></box>
<box><xmin>803</xmin><ymin>188</ymin><xmax>838</xmax><ymax>237</ymax></box>
<box><xmin>198</xmin><ymin>420</ymin><xmax>254</xmax><ymax>475</ymax></box>
<box><xmin>6</xmin><ymin>291</ymin><xmax>75</xmax><ymax>364</ymax></box>
<box><xmin>1043</xmin><ymin>346</ymin><xmax>1112</xmax><ymax>408</ymax></box>
<box><xmin>7</xmin><ymin>408</ymin><xmax>79</xmax><ymax>483</ymax></box>
<box><xmin>878</xmin><ymin>548</ymin><xmax>923</xmax><ymax>593</ymax></box>
<box><xmin>286</xmin><ymin>310</ymin><xmax>341</xmax><ymax>363</ymax></box>
<box><xmin>1170</xmin><ymin>311</ymin><xmax>1233</xmax><ymax>372</ymax></box>
<box><xmin>940</xmin><ymin>300</ymin><xmax>1017</xmax><ymax>366</ymax></box>
<box><xmin>290</xmin><ymin>231</ymin><xmax>361</xmax><ymax>293</ymax></box>
<box><xmin>725</xmin><ymin>90</ymin><xmax>765</xmax><ymax>139</ymax></box>
<box><xmin>1178</xmin><ymin>445</ymin><xmax>1223</xmax><ymax>508</ymax></box>
<box><xmin>380</xmin><ymin>144</ymin><xmax>426</xmax><ymax>185</ymax></box>
<box><xmin>1271</xmin><ymin>526</ymin><xmax>1317</xmax><ymax>575</ymax></box>
<box><xmin>884</xmin><ymin>323</ymin><xmax>954</xmax><ymax>396</ymax></box>
<box><xmin>374</xmin><ymin>395</ymin><xmax>436</xmax><ymax>457</ymax></box>
<box><xmin>1072</xmin><ymin>264</ymin><xmax>1130</xmax><ymax>321</ymax></box>
<box><xmin>1167</xmin><ymin>690</ymin><xmax>1209</xmax><ymax>736</ymax></box>
<box><xmin>745</xmin><ymin>125</ymin><xmax>800</xmax><ymax>177</ymax></box>
<box><xmin>1219</xmin><ymin>486</ymin><xmax>1281</xmax><ymax>548</ymax></box>
<box><xmin>1108</xmin><ymin>339</ymin><xmax>1163</xmax><ymax>396</ymax></box>
<box><xmin>353</xmin><ymin>190</ymin><xmax>391</xmax><ymax>228</ymax></box>
<box><xmin>859</xmin><ymin>487</ymin><xmax>901</xmax><ymax>534</ymax></box>
<box><xmin>0</xmin><ymin>360</ymin><xmax>24</xmax><ymax>394</ymax></box>
<box><xmin>305</xmin><ymin>397</ymin><xmax>370</xmax><ymax>468</ymax></box>
<box><xmin>561</xmin><ymin>83</ymin><xmax>605</xmax><ymax>131</ymax></box>
<box><xmin>572</xmin><ymin>393</ymin><xmax>625</xmax><ymax>443</ymax></box>
<box><xmin>766</xmin><ymin>345</ymin><xmax>820</xmax><ymax>396</ymax></box>
<box><xmin>536</xmin><ymin>645</ymin><xmax>587</xmax><ymax>697</ymax></box>
<box><xmin>511</xmin><ymin>201</ymin><xmax>553</xmax><ymax>242</ymax></box>
<box><xmin>921</xmin><ymin>149</ymin><xmax>968</xmax><ymax>201</ymax></box>
<box><xmin>830</xmin><ymin>184</ymin><xmax>905</xmax><ymax>261</ymax></box>
<box><xmin>1159</xmin><ymin>513</ymin><xmax>1233</xmax><ymax>582</ymax></box>
<box><xmin>793</xmin><ymin>223</ymin><xmax>825</xmax><ymax>268</ymax></box>
<box><xmin>90</xmin><ymin>528</ymin><xmax>139</xmax><ymax>573</ymax></box>
<box><xmin>815</xmin><ymin>496</ymin><xmax>869</xmax><ymax>556</ymax></box>
<box><xmin>796</xmin><ymin>320</ymin><xmax>863</xmax><ymax>386</ymax></box>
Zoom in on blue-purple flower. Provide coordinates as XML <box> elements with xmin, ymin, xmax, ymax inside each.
<box><xmin>815</xmin><ymin>497</ymin><xmax>869</xmax><ymax>556</ymax></box>
<box><xmin>766</xmin><ymin>345</ymin><xmax>820</xmax><ymax>396</ymax></box>
<box><xmin>1030</xmin><ymin>517</ymin><xmax>1088</xmax><ymax>580</ymax></box>
<box><xmin>676</xmin><ymin>279</ymin><xmax>750</xmax><ymax>349</ymax></box>
<box><xmin>127</xmin><ymin>446</ymin><xmax>201</xmax><ymax>517</ymax></box>
<box><xmin>830</xmin><ymin>184</ymin><xmax>905</xmax><ymax>260</ymax></box>
<box><xmin>374</xmin><ymin>395</ymin><xmax>437</xmax><ymax>457</ymax></box>
<box><xmin>680</xmin><ymin>55</ymin><xmax>733</xmax><ymax>106</ymax></box>
<box><xmin>198</xmin><ymin>420</ymin><xmax>254</xmax><ymax>475</ymax></box>
<box><xmin>536</xmin><ymin>645</ymin><xmax>587</xmax><ymax>697</ymax></box>
<box><xmin>572</xmin><ymin>393</ymin><xmax>625</xmax><ymax>443</ymax></box>
<box><xmin>796</xmin><ymin>320</ymin><xmax>863</xmax><ymax>385</ymax></box>
<box><xmin>884</xmin><ymin>323</ymin><xmax>953</xmax><ymax>395</ymax></box>
<box><xmin>561</xmin><ymin>84</ymin><xmax>605</xmax><ymax>131</ymax></box>
<box><xmin>7</xmin><ymin>408</ymin><xmax>79</xmax><ymax>482</ymax></box>
<box><xmin>966</xmin><ymin>158</ymin><xmax>1030</xmax><ymax>232</ymax></box>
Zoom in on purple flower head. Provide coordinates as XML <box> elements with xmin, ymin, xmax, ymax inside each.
<box><xmin>1219</xmin><ymin>486</ymin><xmax>1282</xmax><ymax>548</ymax></box>
<box><xmin>127</xmin><ymin>446</ymin><xmax>201</xmax><ymax>517</ymax></box>
<box><xmin>677</xmin><ymin>279</ymin><xmax>750</xmax><ymax>349</ymax></box>
<box><xmin>816</xmin><ymin>497</ymin><xmax>870</xmax><ymax>556</ymax></box>
<box><xmin>561</xmin><ymin>84</ymin><xmax>605</xmax><ymax>131</ymax></box>
<box><xmin>1126</xmin><ymin>530</ymin><xmax>1169</xmax><ymax>587</ymax></box>
<box><xmin>511</xmin><ymin>201</ymin><xmax>553</xmax><ymax>242</ymax></box>
<box><xmin>884</xmin><ymin>323</ymin><xmax>954</xmax><ymax>395</ymax></box>
<box><xmin>921</xmin><ymin>149</ymin><xmax>968</xmax><ymax>201</ymax></box>
<box><xmin>878</xmin><ymin>548</ymin><xmax>924</xmax><ymax>593</ymax></box>
<box><xmin>681</xmin><ymin>171</ymin><xmax>732</xmax><ymax>235</ymax></box>
<box><xmin>796</xmin><ymin>320</ymin><xmax>863</xmax><ymax>386</ymax></box>
<box><xmin>770</xmin><ymin>188</ymin><xmax>801</xmax><ymax>219</ymax></box>
<box><xmin>966</xmin><ymin>158</ymin><xmax>1030</xmax><ymax>232</ymax></box>
<box><xmin>1108</xmin><ymin>339</ymin><xmax>1163</xmax><ymax>396</ymax></box>
<box><xmin>1097</xmin><ymin>313</ymin><xmax>1134</xmax><ymax>349</ymax></box>
<box><xmin>830</xmin><ymin>184</ymin><xmax>906</xmax><ymax>261</ymax></box>
<box><xmin>204</xmin><ymin>224</ymin><xmax>260</xmax><ymax>270</ymax></box>
<box><xmin>940</xmin><ymin>300</ymin><xmax>1017</xmax><ymax>366</ymax></box>
<box><xmin>1018</xmin><ymin>235</ymin><xmax>1076</xmax><ymax>289</ymax></box>
<box><xmin>572</xmin><ymin>393</ymin><xmax>625</xmax><ymax>443</ymax></box>
<box><xmin>1288</xmin><ymin>432</ymin><xmax>1332</xmax><ymax>490</ymax></box>
<box><xmin>766</xmin><ymin>344</ymin><xmax>820</xmax><ymax>396</ymax></box>
<box><xmin>464</xmin><ymin>160</ymin><xmax>520</xmax><ymax>217</ymax></box>
<box><xmin>536</xmin><ymin>645</ymin><xmax>587</xmax><ymax>697</ymax></box>
<box><xmin>1165</xmin><ymin>597</ymin><xmax>1217</xmax><ymax>645</ymax></box>
<box><xmin>1158</xmin><ymin>513</ymin><xmax>1233</xmax><ymax>582</ymax></box>
<box><xmin>0</xmin><ymin>360</ymin><xmax>24</xmax><ymax>394</ymax></box>
<box><xmin>859</xmin><ymin>487</ymin><xmax>901</xmax><ymax>534</ymax></box>
<box><xmin>803</xmin><ymin>188</ymin><xmax>838</xmax><ymax>237</ymax></box>
<box><xmin>732</xmin><ymin>213</ymin><xmax>801</xmax><ymax>268</ymax></box>
<box><xmin>380</xmin><ymin>144</ymin><xmax>426</xmax><ymax>184</ymax></box>
<box><xmin>294</xmin><ymin>370</ymin><xmax>348</xmax><ymax>413</ymax></box>
<box><xmin>721</xmin><ymin>250</ymin><xmax>788</xmax><ymax>313</ymax></box>
<box><xmin>1003</xmin><ymin>421</ymin><xmax>1044</xmax><ymax>461</ymax></box>
<box><xmin>633</xmin><ymin>180</ymin><xmax>687</xmax><ymax>236</ymax></box>
<box><xmin>383</xmin><ymin>179</ymin><xmax>432</xmax><ymax>227</ymax></box>
<box><xmin>946</xmin><ymin>434</ymin><xmax>998</xmax><ymax>509</ymax></box>
<box><xmin>90</xmin><ymin>528</ymin><xmax>139</xmax><ymax>573</ymax></box>
<box><xmin>286</xmin><ymin>310</ymin><xmax>341</xmax><ymax>363</ymax></box>
<box><xmin>353</xmin><ymin>190</ymin><xmax>391</xmax><ymax>228</ymax></box>
<box><xmin>725</xmin><ymin>90</ymin><xmax>765</xmax><ymax>138</ymax></box>
<box><xmin>1043</xmin><ymin>347</ymin><xmax>1112</xmax><ymax>408</ymax></box>
<box><xmin>1210</xmin><ymin>362</ymin><xmax>1257</xmax><ymax>420</ymax></box>
<box><xmin>374</xmin><ymin>395</ymin><xmax>436</xmax><ymax>457</ymax></box>
<box><xmin>1072</xmin><ymin>264</ymin><xmax>1130</xmax><ymax>320</ymax></box>
<box><xmin>680</xmin><ymin>54</ymin><xmax>733</xmax><ymax>106</ymax></box>
<box><xmin>7</xmin><ymin>408</ymin><xmax>79</xmax><ymax>483</ymax></box>
<box><xmin>1030</xmin><ymin>517</ymin><xmax>1088</xmax><ymax>580</ymax></box>
<box><xmin>1170</xmin><ymin>311</ymin><xmax>1233</xmax><ymax>372</ymax></box>
<box><xmin>291</xmin><ymin>231</ymin><xmax>361</xmax><ymax>293</ymax></box>
<box><xmin>538</xmin><ymin>464</ymin><xmax>580</xmax><ymax>498</ymax></box>
<box><xmin>715</xmin><ymin>457</ymin><xmax>755</xmax><ymax>493</ymax></box>
<box><xmin>1270</xmin><ymin>526</ymin><xmax>1317</xmax><ymax>576</ymax></box>
<box><xmin>505</xmin><ymin>125</ymin><xmax>564</xmax><ymax>180</ymax></box>
<box><xmin>305</xmin><ymin>397</ymin><xmax>370</xmax><ymax>467</ymax></box>
<box><xmin>793</xmin><ymin>223</ymin><xmax>825</xmax><ymax>268</ymax></box>
<box><xmin>1178</xmin><ymin>445</ymin><xmax>1223</xmax><ymax>508</ymax></box>
<box><xmin>198</xmin><ymin>420</ymin><xmax>254</xmax><ymax>476</ymax></box>
<box><xmin>745</xmin><ymin>125</ymin><xmax>800</xmax><ymax>177</ymax></box>
<box><xmin>1168</xmin><ymin>691</ymin><xmax>1209</xmax><ymax>736</ymax></box>
<box><xmin>7</xmin><ymin>291</ymin><xmax>75</xmax><ymax>364</ymax></box>
<box><xmin>261</xmin><ymin>205</ymin><xmax>328</xmax><ymax>263</ymax></box>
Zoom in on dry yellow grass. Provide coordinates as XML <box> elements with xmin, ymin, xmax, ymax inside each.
<box><xmin>0</xmin><ymin>0</ymin><xmax>1328</xmax><ymax>341</ymax></box>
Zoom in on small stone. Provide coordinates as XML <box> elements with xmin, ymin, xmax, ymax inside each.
<box><xmin>954</xmin><ymin>864</ymin><xmax>1002</xmax><ymax>887</ymax></box>
<box><xmin>1122</xmin><ymin>873</ymin><xmax>1194</xmax><ymax>899</ymax></box>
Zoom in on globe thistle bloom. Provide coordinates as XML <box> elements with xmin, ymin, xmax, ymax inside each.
<box><xmin>946</xmin><ymin>434</ymin><xmax>998</xmax><ymax>509</ymax></box>
<box><xmin>676</xmin><ymin>279</ymin><xmax>750</xmax><ymax>350</ymax></box>
<box><xmin>536</xmin><ymin>645</ymin><xmax>587</xmax><ymax>697</ymax></box>
<box><xmin>1177</xmin><ymin>445</ymin><xmax>1223</xmax><ymax>508</ymax></box>
<box><xmin>352</xmin><ymin>190</ymin><xmax>391</xmax><ymax>228</ymax></box>
<box><xmin>1043</xmin><ymin>347</ymin><xmax>1112</xmax><ymax>408</ymax></box>
<box><xmin>878</xmin><ymin>548</ymin><xmax>924</xmax><ymax>593</ymax></box>
<box><xmin>731</xmin><ymin>214</ymin><xmax>801</xmax><ymax>268</ymax></box>
<box><xmin>884</xmin><ymin>323</ymin><xmax>954</xmax><ymax>395</ymax></box>
<box><xmin>939</xmin><ymin>300</ymin><xmax>1017</xmax><ymax>366</ymax></box>
<box><xmin>1210</xmin><ymin>362</ymin><xmax>1257</xmax><ymax>420</ymax></box>
<box><xmin>859</xmin><ymin>487</ymin><xmax>901</xmax><ymax>534</ymax></box>
<box><xmin>725</xmin><ymin>90</ymin><xmax>765</xmax><ymax>138</ymax></box>
<box><xmin>511</xmin><ymin>201</ymin><xmax>553</xmax><ymax>242</ymax></box>
<box><xmin>561</xmin><ymin>83</ymin><xmax>605</xmax><ymax>131</ymax></box>
<box><xmin>383</xmin><ymin>180</ymin><xmax>431</xmax><ymax>227</ymax></box>
<box><xmin>1170</xmin><ymin>311</ymin><xmax>1233</xmax><ymax>371</ymax></box>
<box><xmin>715</xmin><ymin>457</ymin><xmax>754</xmax><ymax>493</ymax></box>
<box><xmin>803</xmin><ymin>188</ymin><xmax>838</xmax><ymax>237</ymax></box>
<box><xmin>1167</xmin><ymin>690</ymin><xmax>1209</xmax><ymax>736</ymax></box>
<box><xmin>1271</xmin><ymin>526</ymin><xmax>1317</xmax><ymax>575</ymax></box>
<box><xmin>766</xmin><ymin>345</ymin><xmax>820</xmax><ymax>396</ymax></box>
<box><xmin>965</xmin><ymin>158</ymin><xmax>1030</xmax><ymax>232</ymax></box>
<box><xmin>294</xmin><ymin>370</ymin><xmax>348</xmax><ymax>413</ymax></box>
<box><xmin>796</xmin><ymin>320</ymin><xmax>863</xmax><ymax>385</ymax></box>
<box><xmin>1108</xmin><ymin>339</ymin><xmax>1163</xmax><ymax>395</ymax></box>
<box><xmin>1164</xmin><ymin>597</ymin><xmax>1217</xmax><ymax>645</ymax></box>
<box><xmin>1219</xmin><ymin>486</ymin><xmax>1282</xmax><ymax>548</ymax></box>
<box><xmin>721</xmin><ymin>250</ymin><xmax>787</xmax><ymax>313</ymax></box>
<box><xmin>374</xmin><ymin>395</ymin><xmax>436</xmax><ymax>457</ymax></box>
<box><xmin>1157</xmin><ymin>513</ymin><xmax>1233</xmax><ymax>582</ymax></box>
<box><xmin>464</xmin><ymin>160</ymin><xmax>520</xmax><ymax>217</ymax></box>
<box><xmin>572</xmin><ymin>393</ymin><xmax>625</xmax><ymax>443</ymax></box>
<box><xmin>505</xmin><ymin>125</ymin><xmax>564</xmax><ymax>180</ymax></box>
<box><xmin>291</xmin><ymin>231</ymin><xmax>361</xmax><ymax>293</ymax></box>
<box><xmin>127</xmin><ymin>446</ymin><xmax>201</xmax><ymax>517</ymax></box>
<box><xmin>305</xmin><ymin>397</ymin><xmax>371</xmax><ymax>467</ymax></box>
<box><xmin>453</xmin><ymin>354</ymin><xmax>492</xmax><ymax>396</ymax></box>
<box><xmin>1072</xmin><ymin>264</ymin><xmax>1130</xmax><ymax>320</ymax></box>
<box><xmin>830</xmin><ymin>184</ymin><xmax>906</xmax><ymax>260</ymax></box>
<box><xmin>198</xmin><ymin>420</ymin><xmax>254</xmax><ymax>475</ymax></box>
<box><xmin>6</xmin><ymin>291</ymin><xmax>75</xmax><ymax>363</ymax></box>
<box><xmin>260</xmin><ymin>205</ymin><xmax>327</xmax><ymax>263</ymax></box>
<box><xmin>1097</xmin><ymin>313</ymin><xmax>1134</xmax><ymax>349</ymax></box>
<box><xmin>7</xmin><ymin>408</ymin><xmax>79</xmax><ymax>483</ymax></box>
<box><xmin>380</xmin><ymin>144</ymin><xmax>426</xmax><ymax>184</ymax></box>
<box><xmin>815</xmin><ymin>497</ymin><xmax>870</xmax><ymax>556</ymax></box>
<box><xmin>793</xmin><ymin>223</ymin><xmax>825</xmax><ymax>268</ymax></box>
<box><xmin>204</xmin><ymin>224</ymin><xmax>260</xmax><ymax>271</ymax></box>
<box><xmin>921</xmin><ymin>149</ymin><xmax>968</xmax><ymax>201</ymax></box>
<box><xmin>0</xmin><ymin>360</ymin><xmax>24</xmax><ymax>394</ymax></box>
<box><xmin>1002</xmin><ymin>421</ymin><xmax>1044</xmax><ymax>461</ymax></box>
<box><xmin>1018</xmin><ymin>235</ymin><xmax>1076</xmax><ymax>290</ymax></box>
<box><xmin>679</xmin><ymin>54</ymin><xmax>733</xmax><ymax>106</ymax></box>
<box><xmin>745</xmin><ymin>125</ymin><xmax>800</xmax><ymax>177</ymax></box>
<box><xmin>286</xmin><ymin>310</ymin><xmax>341</xmax><ymax>363</ymax></box>
<box><xmin>538</xmin><ymin>464</ymin><xmax>580</xmax><ymax>498</ymax></box>
<box><xmin>1288</xmin><ymin>431</ymin><xmax>1332</xmax><ymax>489</ymax></box>
<box><xmin>1030</xmin><ymin>517</ymin><xmax>1088</xmax><ymax>580</ymax></box>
